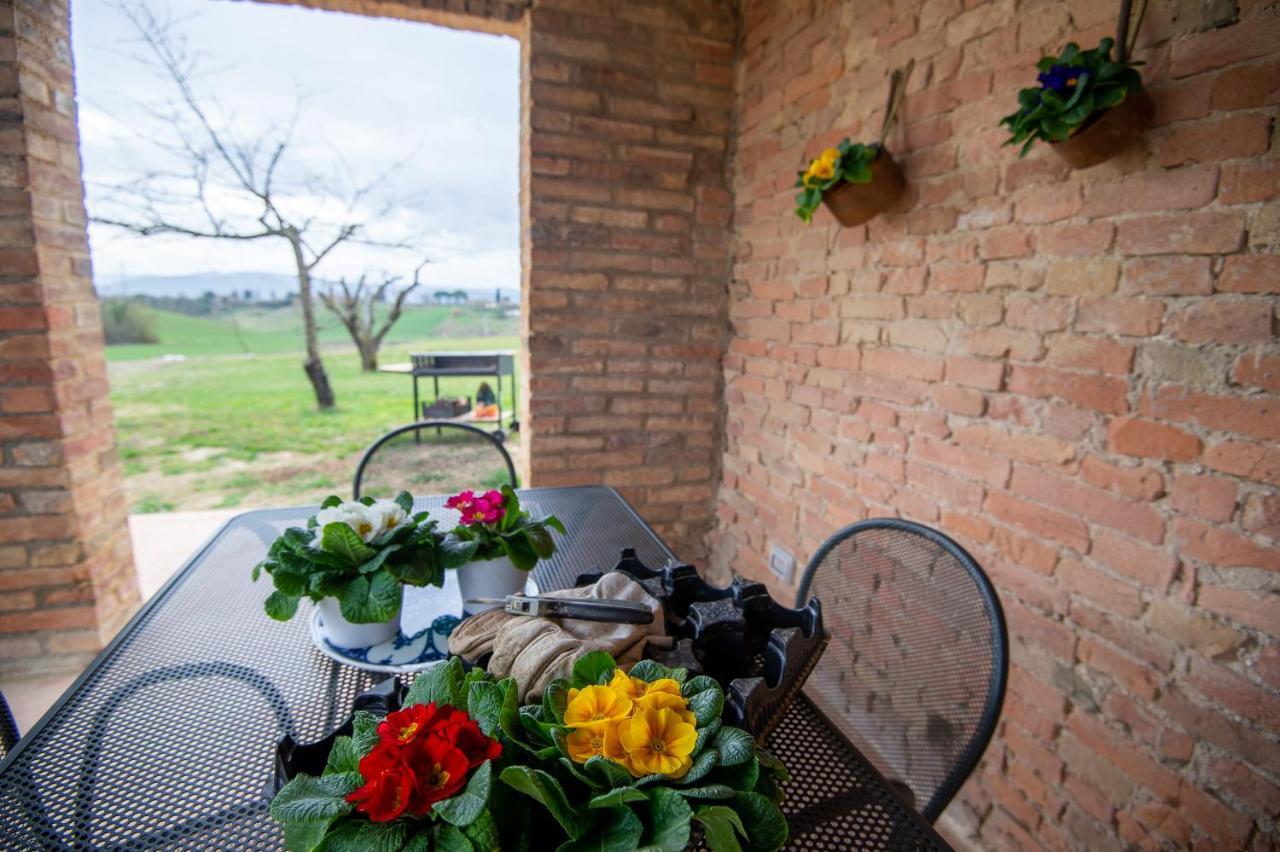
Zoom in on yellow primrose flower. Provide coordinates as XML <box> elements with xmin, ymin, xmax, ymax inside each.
<box><xmin>563</xmin><ymin>684</ymin><xmax>633</xmax><ymax>729</ymax></box>
<box><xmin>619</xmin><ymin>707</ymin><xmax>697</xmax><ymax>778</ymax></box>
<box><xmin>565</xmin><ymin>719</ymin><xmax>627</xmax><ymax>764</ymax></box>
<box><xmin>607</xmin><ymin>669</ymin><xmax>648</xmax><ymax>700</ymax></box>
<box><xmin>809</xmin><ymin>156</ymin><xmax>836</xmax><ymax>182</ymax></box>
<box><xmin>634</xmin><ymin>690</ymin><xmax>696</xmax><ymax>726</ymax></box>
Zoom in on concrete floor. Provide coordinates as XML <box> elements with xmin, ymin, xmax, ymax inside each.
<box><xmin>2</xmin><ymin>509</ymin><xmax>239</xmax><ymax>734</ymax></box>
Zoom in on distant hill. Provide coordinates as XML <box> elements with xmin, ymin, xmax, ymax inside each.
<box><xmin>95</xmin><ymin>271</ymin><xmax>517</xmax><ymax>303</ymax></box>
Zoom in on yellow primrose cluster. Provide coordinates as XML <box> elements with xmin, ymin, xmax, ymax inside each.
<box><xmin>563</xmin><ymin>669</ymin><xmax>698</xmax><ymax>778</ymax></box>
<box><xmin>801</xmin><ymin>147</ymin><xmax>841</xmax><ymax>187</ymax></box>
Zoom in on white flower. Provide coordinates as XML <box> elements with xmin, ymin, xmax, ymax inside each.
<box><xmin>315</xmin><ymin>501</ymin><xmax>379</xmax><ymax>543</ymax></box>
<box><xmin>368</xmin><ymin>499</ymin><xmax>408</xmax><ymax>536</ymax></box>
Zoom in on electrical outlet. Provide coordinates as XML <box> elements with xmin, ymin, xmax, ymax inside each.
<box><xmin>768</xmin><ymin>544</ymin><xmax>796</xmax><ymax>583</ymax></box>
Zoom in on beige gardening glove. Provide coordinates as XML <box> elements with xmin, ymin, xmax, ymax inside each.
<box><xmin>447</xmin><ymin>572</ymin><xmax>665</xmax><ymax>701</ymax></box>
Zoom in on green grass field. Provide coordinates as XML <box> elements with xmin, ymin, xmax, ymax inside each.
<box><xmin>109</xmin><ymin>303</ymin><xmax>520</xmax><ymax>513</ymax></box>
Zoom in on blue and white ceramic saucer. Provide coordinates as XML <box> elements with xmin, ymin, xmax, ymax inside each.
<box><xmin>309</xmin><ymin>609</ymin><xmax>461</xmax><ymax>674</ymax></box>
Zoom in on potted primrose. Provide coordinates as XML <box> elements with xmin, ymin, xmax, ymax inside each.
<box><xmin>443</xmin><ymin>485</ymin><xmax>565</xmax><ymax>614</ymax></box>
<box><xmin>794</xmin><ymin>61</ymin><xmax>913</xmax><ymax>228</ymax></box>
<box><xmin>1000</xmin><ymin>37</ymin><xmax>1150</xmax><ymax>169</ymax></box>
<box><xmin>254</xmin><ymin>492</ymin><xmax>461</xmax><ymax>647</ymax></box>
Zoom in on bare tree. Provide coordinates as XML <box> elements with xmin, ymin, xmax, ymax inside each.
<box><xmin>89</xmin><ymin>1</ymin><xmax>414</xmax><ymax>409</ymax></box>
<box><xmin>319</xmin><ymin>262</ymin><xmax>426</xmax><ymax>372</ymax></box>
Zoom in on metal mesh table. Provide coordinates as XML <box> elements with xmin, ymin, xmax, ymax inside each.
<box><xmin>0</xmin><ymin>486</ymin><xmax>951</xmax><ymax>850</ymax></box>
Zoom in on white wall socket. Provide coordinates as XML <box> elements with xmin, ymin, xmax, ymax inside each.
<box><xmin>768</xmin><ymin>544</ymin><xmax>796</xmax><ymax>583</ymax></box>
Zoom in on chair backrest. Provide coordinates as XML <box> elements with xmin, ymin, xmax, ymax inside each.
<box><xmin>352</xmin><ymin>422</ymin><xmax>517</xmax><ymax>500</ymax></box>
<box><xmin>0</xmin><ymin>689</ymin><xmax>19</xmax><ymax>756</ymax></box>
<box><xmin>795</xmin><ymin>518</ymin><xmax>1007</xmax><ymax>822</ymax></box>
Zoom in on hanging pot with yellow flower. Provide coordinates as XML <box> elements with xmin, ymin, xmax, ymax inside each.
<box><xmin>793</xmin><ymin>62</ymin><xmax>913</xmax><ymax>228</ymax></box>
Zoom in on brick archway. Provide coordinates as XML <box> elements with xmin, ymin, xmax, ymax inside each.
<box><xmin>0</xmin><ymin>0</ymin><xmax>735</xmax><ymax>676</ymax></box>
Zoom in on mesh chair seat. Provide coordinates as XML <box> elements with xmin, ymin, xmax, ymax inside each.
<box><xmin>796</xmin><ymin>519</ymin><xmax>1007</xmax><ymax>821</ymax></box>
<box><xmin>352</xmin><ymin>421</ymin><xmax>517</xmax><ymax>500</ymax></box>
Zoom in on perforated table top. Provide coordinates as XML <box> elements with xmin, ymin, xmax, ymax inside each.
<box><xmin>0</xmin><ymin>486</ymin><xmax>951</xmax><ymax>850</ymax></box>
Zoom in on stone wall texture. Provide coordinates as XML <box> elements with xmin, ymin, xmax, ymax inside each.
<box><xmin>712</xmin><ymin>0</ymin><xmax>1280</xmax><ymax>849</ymax></box>
<box><xmin>0</xmin><ymin>0</ymin><xmax>139</xmax><ymax>677</ymax></box>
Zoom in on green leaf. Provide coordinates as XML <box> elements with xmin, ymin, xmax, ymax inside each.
<box><xmin>434</xmin><ymin>824</ymin><xmax>474</xmax><ymax>852</ymax></box>
<box><xmin>283</xmin><ymin>818</ymin><xmax>333</xmax><ymax>852</ymax></box>
<box><xmin>320</xmin><ymin>495</ymin><xmax>343</xmax><ymax>509</ymax></box>
<box><xmin>440</xmin><ymin>533</ymin><xmax>480</xmax><ymax>568</ymax></box>
<box><xmin>647</xmin><ymin>787</ymin><xmax>693</xmax><ymax>852</ymax></box>
<box><xmin>755</xmin><ymin>747</ymin><xmax>789</xmax><ymax>782</ymax></box>
<box><xmin>264</xmin><ymin>591</ymin><xmax>300</xmax><ymax>621</ymax></box>
<box><xmin>251</xmin><ymin>561</ymin><xmax>263</xmax><ymax>582</ymax></box>
<box><xmin>401</xmin><ymin>831</ymin><xmax>433</xmax><ymax>852</ymax></box>
<box><xmin>351</xmin><ymin>710</ymin><xmax>381</xmax><ymax>756</ymax></box>
<box><xmin>315</xmin><ymin>818</ymin><xmax>407</xmax><ymax>852</ymax></box>
<box><xmin>542</xmin><ymin>678</ymin><xmax>570</xmax><ymax>725</ymax></box>
<box><xmin>588</xmin><ymin>787</ymin><xmax>648</xmax><ymax>809</ymax></box>
<box><xmin>680</xmin><ymin>748</ymin><xmax>720</xmax><ymax>785</ymax></box>
<box><xmin>385</xmin><ymin>546</ymin><xmax>439</xmax><ymax>587</ymax></box>
<box><xmin>583</xmin><ymin>755</ymin><xmax>635</xmax><ymax>790</ymax></box>
<box><xmin>693</xmin><ymin>718</ymin><xmax>722</xmax><ymax>756</ymax></box>
<box><xmin>558</xmin><ymin>806</ymin><xmax>644</xmax><ymax>852</ymax></box>
<box><xmin>524</xmin><ymin>523</ymin><xmax>556</xmax><ymax>559</ymax></box>
<box><xmin>714</xmin><ymin>727</ymin><xmax>756</xmax><ymax>767</ymax></box>
<box><xmin>324</xmin><ymin>736</ymin><xmax>359</xmax><ymax>775</ymax></box>
<box><xmin>466</xmin><ymin>681</ymin><xmax>507</xmax><ymax>739</ymax></box>
<box><xmin>717</xmin><ymin>756</ymin><xmax>759</xmax><ymax>792</ymax></box>
<box><xmin>571</xmin><ymin>651</ymin><xmax>618</xmax><ymax>689</ymax></box>
<box><xmin>500</xmin><ymin>532</ymin><xmax>539</xmax><ymax>571</ymax></box>
<box><xmin>434</xmin><ymin>760</ymin><xmax>492</xmax><ymax>827</ymax></box>
<box><xmin>543</xmin><ymin>514</ymin><xmax>566</xmax><ymax>535</ymax></box>
<box><xmin>688</xmin><ymin>687</ymin><xmax>724</xmax><ymax>726</ymax></box>
<box><xmin>681</xmin><ymin>676</ymin><xmax>719</xmax><ymax>698</ymax></box>
<box><xmin>269</xmin><ymin>773</ymin><xmax>354</xmax><ymax>824</ymax></box>
<box><xmin>560</xmin><ymin>757</ymin><xmax>607</xmax><ymax>791</ymax></box>
<box><xmin>463</xmin><ymin>810</ymin><xmax>501</xmax><ymax>851</ymax></box>
<box><xmin>694</xmin><ymin>805</ymin><xmax>747</xmax><ymax>852</ymax></box>
<box><xmin>394</xmin><ymin>491</ymin><xmax>415</xmax><ymax>515</ymax></box>
<box><xmin>626</xmin><ymin>660</ymin><xmax>674</xmax><ymax>683</ymax></box>
<box><xmin>320</xmin><ymin>522</ymin><xmax>377</xmax><ymax>567</ymax></box>
<box><xmin>499</xmin><ymin>765</ymin><xmax>593</xmax><ymax>839</ymax></box>
<box><xmin>729</xmin><ymin>791</ymin><xmax>788</xmax><ymax>852</ymax></box>
<box><xmin>356</xmin><ymin>544</ymin><xmax>399</xmax><ymax>575</ymax></box>
<box><xmin>678</xmin><ymin>784</ymin><xmax>736</xmax><ymax>800</ymax></box>
<box><xmin>337</xmin><ymin>570</ymin><xmax>402</xmax><ymax>624</ymax></box>
<box><xmin>405</xmin><ymin>657</ymin><xmax>466</xmax><ymax>709</ymax></box>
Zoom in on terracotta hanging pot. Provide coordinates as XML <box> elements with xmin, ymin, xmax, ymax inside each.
<box><xmin>820</xmin><ymin>149</ymin><xmax>907</xmax><ymax>227</ymax></box>
<box><xmin>1050</xmin><ymin>87</ymin><xmax>1154</xmax><ymax>169</ymax></box>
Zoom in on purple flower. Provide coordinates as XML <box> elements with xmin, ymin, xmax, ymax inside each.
<box><xmin>1037</xmin><ymin>64</ymin><xmax>1080</xmax><ymax>95</ymax></box>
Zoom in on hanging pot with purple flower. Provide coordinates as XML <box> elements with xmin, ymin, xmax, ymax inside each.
<box><xmin>999</xmin><ymin>35</ymin><xmax>1151</xmax><ymax>169</ymax></box>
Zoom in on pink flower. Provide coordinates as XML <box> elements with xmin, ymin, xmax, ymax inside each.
<box><xmin>445</xmin><ymin>490</ymin><xmax>476</xmax><ymax>512</ymax></box>
<box><xmin>462</xmin><ymin>497</ymin><xmax>504</xmax><ymax>526</ymax></box>
<box><xmin>481</xmin><ymin>490</ymin><xmax>504</xmax><ymax>506</ymax></box>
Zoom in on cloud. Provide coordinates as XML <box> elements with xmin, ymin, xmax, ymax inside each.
<box><xmin>73</xmin><ymin>0</ymin><xmax>519</xmax><ymax>288</ymax></box>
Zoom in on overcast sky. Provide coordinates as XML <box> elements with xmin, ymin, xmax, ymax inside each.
<box><xmin>72</xmin><ymin>0</ymin><xmax>520</xmax><ymax>291</ymax></box>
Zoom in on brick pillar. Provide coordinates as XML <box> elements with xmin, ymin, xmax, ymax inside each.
<box><xmin>522</xmin><ymin>0</ymin><xmax>736</xmax><ymax>565</ymax></box>
<box><xmin>0</xmin><ymin>0</ymin><xmax>139</xmax><ymax>677</ymax></box>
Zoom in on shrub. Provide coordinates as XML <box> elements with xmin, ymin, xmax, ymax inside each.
<box><xmin>102</xmin><ymin>299</ymin><xmax>158</xmax><ymax>344</ymax></box>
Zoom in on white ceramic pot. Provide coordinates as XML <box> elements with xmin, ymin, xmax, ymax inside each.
<box><xmin>456</xmin><ymin>556</ymin><xmax>529</xmax><ymax>614</ymax></box>
<box><xmin>316</xmin><ymin>596</ymin><xmax>402</xmax><ymax>648</ymax></box>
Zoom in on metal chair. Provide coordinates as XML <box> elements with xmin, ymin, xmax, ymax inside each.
<box><xmin>1</xmin><ymin>690</ymin><xmax>19</xmax><ymax>756</ymax></box>
<box><xmin>795</xmin><ymin>518</ymin><xmax>1007</xmax><ymax>822</ymax></box>
<box><xmin>352</xmin><ymin>421</ymin><xmax>518</xmax><ymax>500</ymax></box>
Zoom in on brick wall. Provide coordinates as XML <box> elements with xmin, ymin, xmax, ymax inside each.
<box><xmin>0</xmin><ymin>0</ymin><xmax>139</xmax><ymax>677</ymax></box>
<box><xmin>520</xmin><ymin>0</ymin><xmax>735</xmax><ymax>561</ymax></box>
<box><xmin>713</xmin><ymin>0</ymin><xmax>1279</xmax><ymax>848</ymax></box>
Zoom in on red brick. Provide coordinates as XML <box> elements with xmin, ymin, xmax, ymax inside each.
<box><xmin>1187</xmin><ymin>655</ymin><xmax>1280</xmax><ymax>729</ymax></box>
<box><xmin>1154</xmin><ymin>114</ymin><xmax>1272</xmax><ymax>167</ymax></box>
<box><xmin>1082</xmin><ymin>167</ymin><xmax>1217</xmax><ymax>218</ymax></box>
<box><xmin>1115</xmin><ymin>212</ymin><xmax>1245</xmax><ymax>255</ymax></box>
<box><xmin>1170</xmin><ymin>14</ymin><xmax>1280</xmax><ymax>76</ymax></box>
<box><xmin>1045</xmin><ymin>336</ymin><xmax>1133</xmax><ymax>375</ymax></box>
<box><xmin>1206</xmin><ymin>756</ymin><xmax>1280</xmax><ymax>816</ymax></box>
<box><xmin>986</xmin><ymin>490</ymin><xmax>1089</xmax><ymax>552</ymax></box>
<box><xmin>1007</xmin><ymin>365</ymin><xmax>1129</xmax><ymax>415</ymax></box>
<box><xmin>1203</xmin><ymin>440</ymin><xmax>1280</xmax><ymax>486</ymax></box>
<box><xmin>945</xmin><ymin>356</ymin><xmax>1004</xmax><ymax>390</ymax></box>
<box><xmin>1058</xmin><ymin>558</ymin><xmax>1143</xmax><ymax>619</ymax></box>
<box><xmin>1080</xmin><ymin>456</ymin><xmax>1165</xmax><ymax>501</ymax></box>
<box><xmin>1108</xmin><ymin>417</ymin><xmax>1201</xmax><ymax>462</ymax></box>
<box><xmin>1170</xmin><ymin>474</ymin><xmax>1237</xmax><ymax>523</ymax></box>
<box><xmin>1075</xmin><ymin>297</ymin><xmax>1164</xmax><ymax>337</ymax></box>
<box><xmin>1065</xmin><ymin>710</ymin><xmax>1181</xmax><ymax>801</ymax></box>
<box><xmin>1091</xmin><ymin>528</ymin><xmax>1178</xmax><ymax>591</ymax></box>
<box><xmin>1120</xmin><ymin>257</ymin><xmax>1213</xmax><ymax>296</ymax></box>
<box><xmin>1012</xmin><ymin>464</ymin><xmax>1164</xmax><ymax>544</ymax></box>
<box><xmin>1147</xmin><ymin>386</ymin><xmax>1280</xmax><ymax>442</ymax></box>
<box><xmin>1168</xmin><ymin>298</ymin><xmax>1274</xmax><ymax>344</ymax></box>
<box><xmin>1232</xmin><ymin>352</ymin><xmax>1280</xmax><ymax>393</ymax></box>
<box><xmin>1175</xmin><ymin>518</ymin><xmax>1280</xmax><ymax>572</ymax></box>
<box><xmin>1218</xmin><ymin>255</ymin><xmax>1280</xmax><ymax>294</ymax></box>
<box><xmin>1196</xmin><ymin>584</ymin><xmax>1279</xmax><ymax>635</ymax></box>
<box><xmin>1219</xmin><ymin>161</ymin><xmax>1280</xmax><ymax>205</ymax></box>
<box><xmin>1241</xmin><ymin>491</ymin><xmax>1280</xmax><ymax>538</ymax></box>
